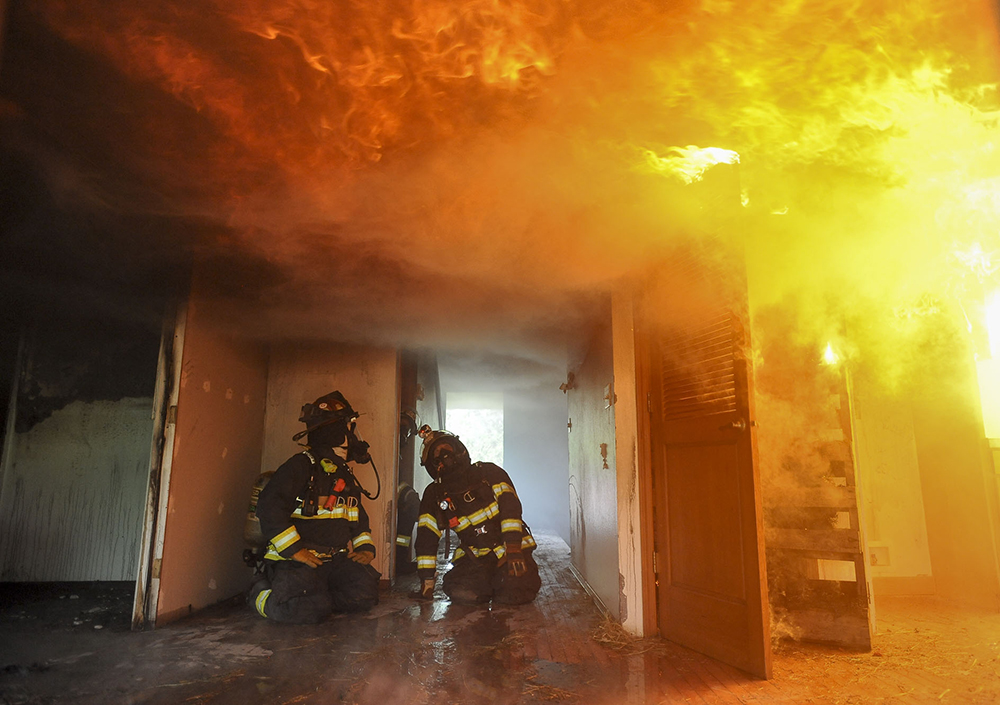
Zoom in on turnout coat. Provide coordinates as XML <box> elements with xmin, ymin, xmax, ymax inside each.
<box><xmin>414</xmin><ymin>462</ymin><xmax>535</xmax><ymax>580</ymax></box>
<box><xmin>256</xmin><ymin>446</ymin><xmax>375</xmax><ymax>562</ymax></box>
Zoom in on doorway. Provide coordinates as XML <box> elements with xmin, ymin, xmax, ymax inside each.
<box><xmin>0</xmin><ymin>311</ymin><xmax>161</xmax><ymax>629</ymax></box>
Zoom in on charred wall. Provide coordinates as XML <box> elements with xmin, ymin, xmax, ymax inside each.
<box><xmin>566</xmin><ymin>300</ymin><xmax>620</xmax><ymax>617</ymax></box>
<box><xmin>754</xmin><ymin>308</ymin><xmax>872</xmax><ymax>648</ymax></box>
<box><xmin>0</xmin><ymin>311</ymin><xmax>160</xmax><ymax>581</ymax></box>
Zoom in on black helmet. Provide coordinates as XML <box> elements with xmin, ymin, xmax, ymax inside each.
<box><xmin>292</xmin><ymin>391</ymin><xmax>359</xmax><ymax>442</ymax></box>
<box><xmin>418</xmin><ymin>425</ymin><xmax>470</xmax><ymax>480</ymax></box>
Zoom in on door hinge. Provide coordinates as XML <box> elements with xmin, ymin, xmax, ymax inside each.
<box><xmin>652</xmin><ymin>551</ymin><xmax>658</xmax><ymax>575</ymax></box>
<box><xmin>647</xmin><ymin>392</ymin><xmax>652</xmax><ymax>413</ymax></box>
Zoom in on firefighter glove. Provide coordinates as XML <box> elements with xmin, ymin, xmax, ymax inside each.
<box><xmin>291</xmin><ymin>548</ymin><xmax>323</xmax><ymax>569</ymax></box>
<box><xmin>505</xmin><ymin>545</ymin><xmax>527</xmax><ymax>577</ymax></box>
<box><xmin>349</xmin><ymin>550</ymin><xmax>374</xmax><ymax>565</ymax></box>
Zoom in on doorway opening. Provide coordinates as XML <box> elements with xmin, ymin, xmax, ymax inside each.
<box><xmin>0</xmin><ymin>311</ymin><xmax>162</xmax><ymax>633</ymax></box>
<box><xmin>445</xmin><ymin>392</ymin><xmax>504</xmax><ymax>467</ymax></box>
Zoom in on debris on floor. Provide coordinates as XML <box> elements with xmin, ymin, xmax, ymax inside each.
<box><xmin>2</xmin><ymin>538</ymin><xmax>1000</xmax><ymax>704</ymax></box>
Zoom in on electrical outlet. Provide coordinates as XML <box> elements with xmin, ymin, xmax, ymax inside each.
<box><xmin>870</xmin><ymin>545</ymin><xmax>890</xmax><ymax>566</ymax></box>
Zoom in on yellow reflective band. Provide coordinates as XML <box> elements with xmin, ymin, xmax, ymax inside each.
<box><xmin>522</xmin><ymin>534</ymin><xmax>536</xmax><ymax>549</ymax></box>
<box><xmin>292</xmin><ymin>506</ymin><xmax>359</xmax><ymax>521</ymax></box>
<box><xmin>465</xmin><ymin>502</ymin><xmax>499</xmax><ymax>526</ymax></box>
<box><xmin>255</xmin><ymin>588</ymin><xmax>271</xmax><ymax>617</ymax></box>
<box><xmin>453</xmin><ymin>547</ymin><xmax>466</xmax><ymax>560</ymax></box>
<box><xmin>493</xmin><ymin>545</ymin><xmax>506</xmax><ymax>559</ymax></box>
<box><xmin>501</xmin><ymin>519</ymin><xmax>522</xmax><ymax>533</ymax></box>
<box><xmin>396</xmin><ymin>535</ymin><xmax>412</xmax><ymax>547</ymax></box>
<box><xmin>451</xmin><ymin>502</ymin><xmax>500</xmax><ymax>533</ymax></box>
<box><xmin>271</xmin><ymin>525</ymin><xmax>300</xmax><ymax>552</ymax></box>
<box><xmin>418</xmin><ymin>514</ymin><xmax>441</xmax><ymax>537</ymax></box>
<box><xmin>417</xmin><ymin>556</ymin><xmax>436</xmax><ymax>569</ymax></box>
<box><xmin>353</xmin><ymin>532</ymin><xmax>374</xmax><ymax>548</ymax></box>
<box><xmin>492</xmin><ymin>482</ymin><xmax>515</xmax><ymax>497</ymax></box>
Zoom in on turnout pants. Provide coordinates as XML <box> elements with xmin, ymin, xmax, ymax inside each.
<box><xmin>442</xmin><ymin>550</ymin><xmax>541</xmax><ymax>605</ymax></box>
<box><xmin>252</xmin><ymin>554</ymin><xmax>380</xmax><ymax>623</ymax></box>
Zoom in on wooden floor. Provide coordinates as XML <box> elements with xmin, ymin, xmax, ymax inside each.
<box><xmin>528</xmin><ymin>538</ymin><xmax>1000</xmax><ymax>704</ymax></box>
<box><xmin>2</xmin><ymin>535</ymin><xmax>999</xmax><ymax>704</ymax></box>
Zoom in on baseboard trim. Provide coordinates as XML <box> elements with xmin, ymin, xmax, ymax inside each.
<box><xmin>872</xmin><ymin>575</ymin><xmax>936</xmax><ymax>596</ymax></box>
<box><xmin>568</xmin><ymin>561</ymin><xmax>612</xmax><ymax>619</ymax></box>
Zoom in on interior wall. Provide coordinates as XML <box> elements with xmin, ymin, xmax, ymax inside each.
<box><xmin>0</xmin><ymin>399</ymin><xmax>154</xmax><ymax>581</ymax></box>
<box><xmin>0</xmin><ymin>316</ymin><xmax>159</xmax><ymax>582</ymax></box>
<box><xmin>851</xmin><ymin>372</ymin><xmax>934</xmax><ymax>595</ymax></box>
<box><xmin>910</xmin><ymin>345</ymin><xmax>1000</xmax><ymax>610</ymax></box>
<box><xmin>503</xmin><ymin>385</ymin><xmax>570</xmax><ymax>543</ymax></box>
<box><xmin>260</xmin><ymin>344</ymin><xmax>399</xmax><ymax>579</ymax></box>
<box><xmin>611</xmin><ymin>288</ymin><xmax>647</xmax><ymax>634</ymax></box>
<box><xmin>155</xmin><ymin>297</ymin><xmax>269</xmax><ymax>624</ymax></box>
<box><xmin>411</xmin><ymin>353</ymin><xmax>443</xmax><ymax>498</ymax></box>
<box><xmin>567</xmin><ymin>307</ymin><xmax>620</xmax><ymax>618</ymax></box>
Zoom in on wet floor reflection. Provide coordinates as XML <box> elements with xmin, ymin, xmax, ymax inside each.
<box><xmin>0</xmin><ymin>536</ymin><xmax>635</xmax><ymax>705</ymax></box>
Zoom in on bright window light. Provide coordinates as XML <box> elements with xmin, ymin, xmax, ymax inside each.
<box><xmin>445</xmin><ymin>392</ymin><xmax>503</xmax><ymax>466</ymax></box>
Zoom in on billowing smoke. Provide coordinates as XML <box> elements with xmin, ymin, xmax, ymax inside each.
<box><xmin>1</xmin><ymin>0</ymin><xmax>999</xmax><ymax>373</ymax></box>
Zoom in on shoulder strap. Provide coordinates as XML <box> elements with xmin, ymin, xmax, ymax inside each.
<box><xmin>299</xmin><ymin>451</ymin><xmax>320</xmax><ymax>517</ymax></box>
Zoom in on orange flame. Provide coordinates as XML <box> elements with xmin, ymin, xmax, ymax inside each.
<box><xmin>23</xmin><ymin>0</ymin><xmax>1000</xmax><ymax>371</ymax></box>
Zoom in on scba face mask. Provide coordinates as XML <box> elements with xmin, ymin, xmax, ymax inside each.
<box><xmin>293</xmin><ymin>391</ymin><xmax>358</xmax><ymax>444</ymax></box>
<box><xmin>417</xmin><ymin>426</ymin><xmax>470</xmax><ymax>481</ymax></box>
<box><xmin>345</xmin><ymin>422</ymin><xmax>371</xmax><ymax>464</ymax></box>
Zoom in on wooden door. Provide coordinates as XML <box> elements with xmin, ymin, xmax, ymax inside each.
<box><xmin>639</xmin><ymin>170</ymin><xmax>771</xmax><ymax>678</ymax></box>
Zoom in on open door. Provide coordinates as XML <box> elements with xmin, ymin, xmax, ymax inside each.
<box><xmin>637</xmin><ymin>165</ymin><xmax>771</xmax><ymax>678</ymax></box>
<box><xmin>132</xmin><ymin>303</ymin><xmax>185</xmax><ymax>629</ymax></box>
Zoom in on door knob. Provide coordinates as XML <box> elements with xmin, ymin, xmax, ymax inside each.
<box><xmin>719</xmin><ymin>418</ymin><xmax>747</xmax><ymax>431</ymax></box>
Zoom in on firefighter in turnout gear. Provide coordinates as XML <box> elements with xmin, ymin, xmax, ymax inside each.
<box><xmin>395</xmin><ymin>482</ymin><xmax>420</xmax><ymax>574</ymax></box>
<box><xmin>250</xmin><ymin>391</ymin><xmax>380</xmax><ymax>623</ymax></box>
<box><xmin>413</xmin><ymin>426</ymin><xmax>541</xmax><ymax>605</ymax></box>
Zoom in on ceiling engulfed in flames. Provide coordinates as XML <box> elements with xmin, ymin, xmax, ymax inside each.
<box><xmin>1</xmin><ymin>0</ymin><xmax>999</xmax><ymax>371</ymax></box>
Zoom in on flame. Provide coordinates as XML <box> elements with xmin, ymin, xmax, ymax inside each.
<box><xmin>822</xmin><ymin>343</ymin><xmax>841</xmax><ymax>367</ymax></box>
<box><xmin>19</xmin><ymin>0</ymin><xmax>1000</xmax><ymax>372</ymax></box>
<box><xmin>641</xmin><ymin>146</ymin><xmax>740</xmax><ymax>184</ymax></box>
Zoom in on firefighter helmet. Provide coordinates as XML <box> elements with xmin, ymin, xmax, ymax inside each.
<box><xmin>418</xmin><ymin>425</ymin><xmax>470</xmax><ymax>480</ymax></box>
<box><xmin>292</xmin><ymin>391</ymin><xmax>359</xmax><ymax>442</ymax></box>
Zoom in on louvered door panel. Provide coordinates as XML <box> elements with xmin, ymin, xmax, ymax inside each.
<box><xmin>659</xmin><ymin>311</ymin><xmax>737</xmax><ymax>422</ymax></box>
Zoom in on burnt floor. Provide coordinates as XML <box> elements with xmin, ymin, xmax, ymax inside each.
<box><xmin>2</xmin><ymin>536</ymin><xmax>1000</xmax><ymax>704</ymax></box>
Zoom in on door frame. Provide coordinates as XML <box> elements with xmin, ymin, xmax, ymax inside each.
<box><xmin>131</xmin><ymin>302</ymin><xmax>187</xmax><ymax>629</ymax></box>
<box><xmin>632</xmin><ymin>287</ymin><xmax>660</xmax><ymax>637</ymax></box>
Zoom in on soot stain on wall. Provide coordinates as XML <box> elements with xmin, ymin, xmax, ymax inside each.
<box><xmin>15</xmin><ymin>315</ymin><xmax>161</xmax><ymax>433</ymax></box>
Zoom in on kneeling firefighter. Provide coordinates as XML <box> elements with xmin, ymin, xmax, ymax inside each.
<box><xmin>249</xmin><ymin>391</ymin><xmax>381</xmax><ymax>623</ymax></box>
<box><xmin>413</xmin><ymin>426</ymin><xmax>541</xmax><ymax>605</ymax></box>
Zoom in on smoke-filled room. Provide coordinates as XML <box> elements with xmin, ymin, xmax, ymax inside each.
<box><xmin>2</xmin><ymin>0</ymin><xmax>1000</xmax><ymax>703</ymax></box>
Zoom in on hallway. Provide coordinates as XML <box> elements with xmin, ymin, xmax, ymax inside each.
<box><xmin>2</xmin><ymin>535</ymin><xmax>999</xmax><ymax>704</ymax></box>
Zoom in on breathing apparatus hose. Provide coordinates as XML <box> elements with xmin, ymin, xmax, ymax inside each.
<box><xmin>350</xmin><ymin>456</ymin><xmax>381</xmax><ymax>501</ymax></box>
